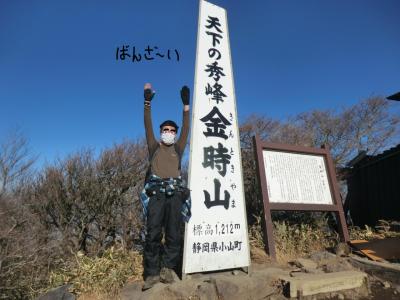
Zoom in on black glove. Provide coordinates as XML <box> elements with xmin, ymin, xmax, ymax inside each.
<box><xmin>144</xmin><ymin>88</ymin><xmax>155</xmax><ymax>102</ymax></box>
<box><xmin>180</xmin><ymin>86</ymin><xmax>190</xmax><ymax>105</ymax></box>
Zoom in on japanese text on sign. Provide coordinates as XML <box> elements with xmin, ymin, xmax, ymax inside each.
<box><xmin>183</xmin><ymin>0</ymin><xmax>250</xmax><ymax>274</ymax></box>
<box><xmin>263</xmin><ymin>150</ymin><xmax>333</xmax><ymax>204</ymax></box>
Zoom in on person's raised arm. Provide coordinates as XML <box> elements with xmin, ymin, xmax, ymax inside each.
<box><xmin>143</xmin><ymin>83</ymin><xmax>158</xmax><ymax>155</ymax></box>
<box><xmin>176</xmin><ymin>85</ymin><xmax>190</xmax><ymax>153</ymax></box>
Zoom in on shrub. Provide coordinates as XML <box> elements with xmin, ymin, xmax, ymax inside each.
<box><xmin>0</xmin><ymin>139</ymin><xmax>148</xmax><ymax>299</ymax></box>
<box><xmin>49</xmin><ymin>247</ymin><xmax>143</xmax><ymax>298</ymax></box>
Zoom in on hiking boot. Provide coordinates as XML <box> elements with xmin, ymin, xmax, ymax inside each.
<box><xmin>160</xmin><ymin>267</ymin><xmax>179</xmax><ymax>284</ymax></box>
<box><xmin>142</xmin><ymin>275</ymin><xmax>160</xmax><ymax>291</ymax></box>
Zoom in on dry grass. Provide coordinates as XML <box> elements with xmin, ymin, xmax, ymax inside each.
<box><xmin>48</xmin><ymin>247</ymin><xmax>143</xmax><ymax>299</ymax></box>
<box><xmin>248</xmin><ymin>216</ymin><xmax>272</xmax><ymax>263</ymax></box>
<box><xmin>248</xmin><ymin>215</ymin><xmax>339</xmax><ymax>264</ymax></box>
<box><xmin>273</xmin><ymin>220</ymin><xmax>339</xmax><ymax>263</ymax></box>
<box><xmin>250</xmin><ymin>217</ymin><xmax>400</xmax><ymax>265</ymax></box>
<box><xmin>349</xmin><ymin>220</ymin><xmax>400</xmax><ymax>240</ymax></box>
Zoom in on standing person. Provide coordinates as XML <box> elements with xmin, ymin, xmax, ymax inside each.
<box><xmin>141</xmin><ymin>83</ymin><xmax>190</xmax><ymax>290</ymax></box>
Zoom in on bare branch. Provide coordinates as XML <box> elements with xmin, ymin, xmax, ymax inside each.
<box><xmin>0</xmin><ymin>129</ymin><xmax>36</xmax><ymax>197</ymax></box>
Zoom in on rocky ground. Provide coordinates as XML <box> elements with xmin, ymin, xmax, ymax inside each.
<box><xmin>119</xmin><ymin>251</ymin><xmax>400</xmax><ymax>300</ymax></box>
<box><xmin>38</xmin><ymin>250</ymin><xmax>400</xmax><ymax>300</ymax></box>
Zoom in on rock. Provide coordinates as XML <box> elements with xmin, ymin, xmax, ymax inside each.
<box><xmin>162</xmin><ymin>281</ymin><xmax>200</xmax><ymax>299</ymax></box>
<box><xmin>120</xmin><ymin>282</ymin><xmax>143</xmax><ymax>300</ymax></box>
<box><xmin>292</xmin><ymin>258</ymin><xmax>320</xmax><ymax>273</ymax></box>
<box><xmin>309</xmin><ymin>251</ymin><xmax>336</xmax><ymax>263</ymax></box>
<box><xmin>251</xmin><ymin>266</ymin><xmax>290</xmax><ymax>280</ymax></box>
<box><xmin>36</xmin><ymin>285</ymin><xmax>75</xmax><ymax>300</ymax></box>
<box><xmin>209</xmin><ymin>271</ymin><xmax>277</xmax><ymax>299</ymax></box>
<box><xmin>348</xmin><ymin>256</ymin><xmax>400</xmax><ymax>285</ymax></box>
<box><xmin>189</xmin><ymin>273</ymin><xmax>203</xmax><ymax>279</ymax></box>
<box><xmin>184</xmin><ymin>274</ymin><xmax>192</xmax><ymax>280</ymax></box>
<box><xmin>279</xmin><ymin>270</ymin><xmax>368</xmax><ymax>298</ymax></box>
<box><xmin>215</xmin><ymin>278</ymin><xmax>240</xmax><ymax>299</ymax></box>
<box><xmin>268</xmin><ymin>294</ymin><xmax>287</xmax><ymax>300</ymax></box>
<box><xmin>238</xmin><ymin>274</ymin><xmax>276</xmax><ymax>299</ymax></box>
<box><xmin>382</xmin><ymin>281</ymin><xmax>391</xmax><ymax>289</ymax></box>
<box><xmin>335</xmin><ymin>243</ymin><xmax>351</xmax><ymax>257</ymax></box>
<box><xmin>337</xmin><ymin>292</ymin><xmax>345</xmax><ymax>299</ymax></box>
<box><xmin>394</xmin><ymin>286</ymin><xmax>399</xmax><ymax>294</ymax></box>
<box><xmin>290</xmin><ymin>271</ymin><xmax>310</xmax><ymax>278</ymax></box>
<box><xmin>194</xmin><ymin>280</ymin><xmax>218</xmax><ymax>299</ymax></box>
<box><xmin>120</xmin><ymin>264</ymin><xmax>372</xmax><ymax>300</ymax></box>
<box><xmin>121</xmin><ymin>266</ymin><xmax>286</xmax><ymax>300</ymax></box>
<box><xmin>231</xmin><ymin>269</ymin><xmax>240</xmax><ymax>275</ymax></box>
<box><xmin>322</xmin><ymin>258</ymin><xmax>355</xmax><ymax>273</ymax></box>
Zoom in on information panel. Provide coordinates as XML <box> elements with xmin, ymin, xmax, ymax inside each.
<box><xmin>263</xmin><ymin>150</ymin><xmax>333</xmax><ymax>205</ymax></box>
<box><xmin>183</xmin><ymin>0</ymin><xmax>250</xmax><ymax>274</ymax></box>
<box><xmin>253</xmin><ymin>137</ymin><xmax>350</xmax><ymax>259</ymax></box>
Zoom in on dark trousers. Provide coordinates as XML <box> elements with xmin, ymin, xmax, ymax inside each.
<box><xmin>143</xmin><ymin>190</ymin><xmax>183</xmax><ymax>278</ymax></box>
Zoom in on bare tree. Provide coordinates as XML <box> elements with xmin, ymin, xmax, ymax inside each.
<box><xmin>30</xmin><ymin>139</ymin><xmax>148</xmax><ymax>255</ymax></box>
<box><xmin>292</xmin><ymin>96</ymin><xmax>400</xmax><ymax>168</ymax></box>
<box><xmin>240</xmin><ymin>96</ymin><xmax>400</xmax><ymax>222</ymax></box>
<box><xmin>0</xmin><ymin>129</ymin><xmax>36</xmax><ymax>198</ymax></box>
<box><xmin>241</xmin><ymin>96</ymin><xmax>399</xmax><ymax>168</ymax></box>
<box><xmin>0</xmin><ymin>195</ymin><xmax>52</xmax><ymax>299</ymax></box>
<box><xmin>1</xmin><ymin>139</ymin><xmax>148</xmax><ymax>299</ymax></box>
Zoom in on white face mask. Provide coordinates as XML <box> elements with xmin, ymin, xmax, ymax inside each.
<box><xmin>161</xmin><ymin>132</ymin><xmax>176</xmax><ymax>145</ymax></box>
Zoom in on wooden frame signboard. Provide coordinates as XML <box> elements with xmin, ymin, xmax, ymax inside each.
<box><xmin>253</xmin><ymin>135</ymin><xmax>349</xmax><ymax>260</ymax></box>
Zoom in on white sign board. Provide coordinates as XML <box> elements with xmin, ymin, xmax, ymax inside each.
<box><xmin>183</xmin><ymin>0</ymin><xmax>250</xmax><ymax>274</ymax></box>
<box><xmin>263</xmin><ymin>150</ymin><xmax>333</xmax><ymax>205</ymax></box>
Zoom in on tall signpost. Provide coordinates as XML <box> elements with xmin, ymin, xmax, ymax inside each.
<box><xmin>183</xmin><ymin>0</ymin><xmax>250</xmax><ymax>274</ymax></box>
